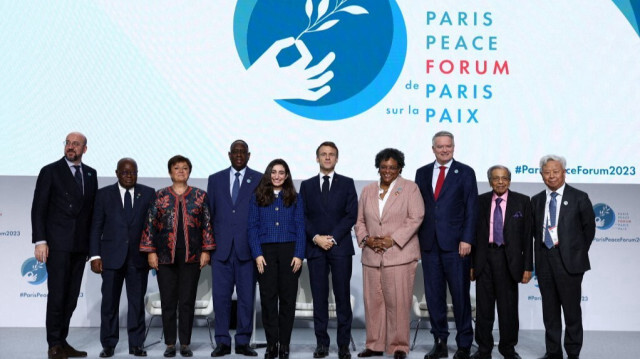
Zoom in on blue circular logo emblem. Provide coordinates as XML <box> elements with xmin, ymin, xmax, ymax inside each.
<box><xmin>593</xmin><ymin>203</ymin><xmax>615</xmax><ymax>230</ymax></box>
<box><xmin>233</xmin><ymin>0</ymin><xmax>406</xmax><ymax>120</ymax></box>
<box><xmin>21</xmin><ymin>257</ymin><xmax>47</xmax><ymax>285</ymax></box>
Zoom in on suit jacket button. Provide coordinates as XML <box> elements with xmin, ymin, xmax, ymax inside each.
<box><xmin>275</xmin><ymin>222</ymin><xmax>279</xmax><ymax>226</ymax></box>
<box><xmin>232</xmin><ymin>210</ymin><xmax>236</xmax><ymax>213</ymax></box>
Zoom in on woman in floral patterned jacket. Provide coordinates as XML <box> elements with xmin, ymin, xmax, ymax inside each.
<box><xmin>140</xmin><ymin>155</ymin><xmax>215</xmax><ymax>358</ymax></box>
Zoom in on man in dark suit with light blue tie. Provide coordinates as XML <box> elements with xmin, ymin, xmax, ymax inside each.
<box><xmin>470</xmin><ymin>165</ymin><xmax>533</xmax><ymax>359</ymax></box>
<box><xmin>532</xmin><ymin>155</ymin><xmax>595</xmax><ymax>359</ymax></box>
<box><xmin>415</xmin><ymin>131</ymin><xmax>478</xmax><ymax>359</ymax></box>
<box><xmin>208</xmin><ymin>140</ymin><xmax>261</xmax><ymax>357</ymax></box>
<box><xmin>32</xmin><ymin>132</ymin><xmax>98</xmax><ymax>359</ymax></box>
<box><xmin>299</xmin><ymin>142</ymin><xmax>358</xmax><ymax>359</ymax></box>
<box><xmin>89</xmin><ymin>158</ymin><xmax>155</xmax><ymax>358</ymax></box>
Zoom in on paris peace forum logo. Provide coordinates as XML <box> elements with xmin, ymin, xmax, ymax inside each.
<box><xmin>233</xmin><ymin>0</ymin><xmax>407</xmax><ymax>120</ymax></box>
<box><xmin>593</xmin><ymin>203</ymin><xmax>615</xmax><ymax>230</ymax></box>
<box><xmin>21</xmin><ymin>257</ymin><xmax>47</xmax><ymax>285</ymax></box>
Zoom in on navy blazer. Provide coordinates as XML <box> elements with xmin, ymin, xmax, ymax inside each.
<box><xmin>89</xmin><ymin>183</ymin><xmax>155</xmax><ymax>269</ymax></box>
<box><xmin>31</xmin><ymin>157</ymin><xmax>98</xmax><ymax>253</ymax></box>
<box><xmin>299</xmin><ymin>173</ymin><xmax>358</xmax><ymax>259</ymax></box>
<box><xmin>532</xmin><ymin>184</ymin><xmax>595</xmax><ymax>274</ymax></box>
<box><xmin>473</xmin><ymin>190</ymin><xmax>533</xmax><ymax>282</ymax></box>
<box><xmin>415</xmin><ymin>159</ymin><xmax>478</xmax><ymax>251</ymax></box>
<box><xmin>207</xmin><ymin>167</ymin><xmax>261</xmax><ymax>262</ymax></box>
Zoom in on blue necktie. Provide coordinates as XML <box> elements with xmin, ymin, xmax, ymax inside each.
<box><xmin>124</xmin><ymin>190</ymin><xmax>133</xmax><ymax>221</ymax></box>
<box><xmin>73</xmin><ymin>165</ymin><xmax>83</xmax><ymax>194</ymax></box>
<box><xmin>232</xmin><ymin>172</ymin><xmax>240</xmax><ymax>205</ymax></box>
<box><xmin>322</xmin><ymin>175</ymin><xmax>330</xmax><ymax>205</ymax></box>
<box><xmin>493</xmin><ymin>198</ymin><xmax>504</xmax><ymax>246</ymax></box>
<box><xmin>544</xmin><ymin>192</ymin><xmax>558</xmax><ymax>248</ymax></box>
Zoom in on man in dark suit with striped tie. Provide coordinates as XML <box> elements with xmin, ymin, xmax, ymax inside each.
<box><xmin>532</xmin><ymin>155</ymin><xmax>595</xmax><ymax>359</ymax></box>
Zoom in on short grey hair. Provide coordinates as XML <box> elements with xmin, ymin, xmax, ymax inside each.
<box><xmin>486</xmin><ymin>165</ymin><xmax>511</xmax><ymax>181</ymax></box>
<box><xmin>539</xmin><ymin>154</ymin><xmax>566</xmax><ymax>170</ymax></box>
<box><xmin>432</xmin><ymin>131</ymin><xmax>455</xmax><ymax>146</ymax></box>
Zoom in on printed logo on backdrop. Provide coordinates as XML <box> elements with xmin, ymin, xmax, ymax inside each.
<box><xmin>21</xmin><ymin>257</ymin><xmax>47</xmax><ymax>285</ymax></box>
<box><xmin>593</xmin><ymin>203</ymin><xmax>616</xmax><ymax>230</ymax></box>
<box><xmin>233</xmin><ymin>0</ymin><xmax>407</xmax><ymax>120</ymax></box>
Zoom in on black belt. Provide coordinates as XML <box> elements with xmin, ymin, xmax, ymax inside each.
<box><xmin>488</xmin><ymin>243</ymin><xmax>504</xmax><ymax>248</ymax></box>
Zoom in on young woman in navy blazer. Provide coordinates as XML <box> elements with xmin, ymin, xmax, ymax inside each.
<box><xmin>248</xmin><ymin>159</ymin><xmax>305</xmax><ymax>359</ymax></box>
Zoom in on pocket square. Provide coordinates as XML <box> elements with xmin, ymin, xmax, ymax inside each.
<box><xmin>512</xmin><ymin>211</ymin><xmax>523</xmax><ymax>218</ymax></box>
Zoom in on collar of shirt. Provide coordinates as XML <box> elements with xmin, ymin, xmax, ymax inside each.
<box><xmin>230</xmin><ymin>167</ymin><xmax>247</xmax><ymax>194</ymax></box>
<box><xmin>489</xmin><ymin>190</ymin><xmax>508</xmax><ymax>243</ymax></box>
<box><xmin>377</xmin><ymin>177</ymin><xmax>398</xmax><ymax>194</ymax></box>
<box><xmin>432</xmin><ymin>159</ymin><xmax>453</xmax><ymax>188</ymax></box>
<box><xmin>546</xmin><ymin>183</ymin><xmax>565</xmax><ymax>198</ymax></box>
<box><xmin>318</xmin><ymin>171</ymin><xmax>335</xmax><ymax>190</ymax></box>
<box><xmin>118</xmin><ymin>182</ymin><xmax>134</xmax><ymax>206</ymax></box>
<box><xmin>65</xmin><ymin>158</ymin><xmax>82</xmax><ymax>174</ymax></box>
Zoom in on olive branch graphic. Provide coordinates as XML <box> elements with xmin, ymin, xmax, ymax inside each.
<box><xmin>296</xmin><ymin>0</ymin><xmax>369</xmax><ymax>40</ymax></box>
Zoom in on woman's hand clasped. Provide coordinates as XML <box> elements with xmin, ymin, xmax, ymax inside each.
<box><xmin>148</xmin><ymin>253</ymin><xmax>159</xmax><ymax>271</ymax></box>
<box><xmin>199</xmin><ymin>251</ymin><xmax>210</xmax><ymax>269</ymax></box>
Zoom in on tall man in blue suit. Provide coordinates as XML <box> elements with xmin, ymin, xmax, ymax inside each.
<box><xmin>32</xmin><ymin>132</ymin><xmax>98</xmax><ymax>359</ymax></box>
<box><xmin>532</xmin><ymin>155</ymin><xmax>595</xmax><ymax>359</ymax></box>
<box><xmin>208</xmin><ymin>140</ymin><xmax>261</xmax><ymax>357</ymax></box>
<box><xmin>89</xmin><ymin>158</ymin><xmax>155</xmax><ymax>358</ymax></box>
<box><xmin>415</xmin><ymin>131</ymin><xmax>478</xmax><ymax>359</ymax></box>
<box><xmin>300</xmin><ymin>142</ymin><xmax>358</xmax><ymax>359</ymax></box>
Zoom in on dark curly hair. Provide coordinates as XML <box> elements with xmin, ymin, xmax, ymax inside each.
<box><xmin>255</xmin><ymin>159</ymin><xmax>297</xmax><ymax>207</ymax></box>
<box><xmin>374</xmin><ymin>148</ymin><xmax>405</xmax><ymax>172</ymax></box>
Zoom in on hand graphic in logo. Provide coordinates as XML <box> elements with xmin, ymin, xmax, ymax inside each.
<box><xmin>246</xmin><ymin>37</ymin><xmax>335</xmax><ymax>101</ymax></box>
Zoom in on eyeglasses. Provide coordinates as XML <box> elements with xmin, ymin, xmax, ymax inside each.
<box><xmin>379</xmin><ymin>166</ymin><xmax>399</xmax><ymax>171</ymax></box>
<box><xmin>63</xmin><ymin>140</ymin><xmax>84</xmax><ymax>147</ymax></box>
<box><xmin>490</xmin><ymin>176</ymin><xmax>510</xmax><ymax>182</ymax></box>
<box><xmin>118</xmin><ymin>171</ymin><xmax>138</xmax><ymax>176</ymax></box>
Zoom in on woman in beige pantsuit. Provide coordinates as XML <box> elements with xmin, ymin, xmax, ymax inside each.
<box><xmin>355</xmin><ymin>148</ymin><xmax>425</xmax><ymax>359</ymax></box>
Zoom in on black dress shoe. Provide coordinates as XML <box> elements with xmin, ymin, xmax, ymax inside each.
<box><xmin>357</xmin><ymin>348</ymin><xmax>384</xmax><ymax>357</ymax></box>
<box><xmin>129</xmin><ymin>346</ymin><xmax>147</xmax><ymax>357</ymax></box>
<box><xmin>180</xmin><ymin>345</ymin><xmax>193</xmax><ymax>357</ymax></box>
<box><xmin>211</xmin><ymin>344</ymin><xmax>231</xmax><ymax>357</ymax></box>
<box><xmin>99</xmin><ymin>347</ymin><xmax>115</xmax><ymax>358</ymax></box>
<box><xmin>63</xmin><ymin>343</ymin><xmax>87</xmax><ymax>357</ymax></box>
<box><xmin>164</xmin><ymin>346</ymin><xmax>177</xmax><ymax>358</ymax></box>
<box><xmin>279</xmin><ymin>344</ymin><xmax>290</xmax><ymax>359</ymax></box>
<box><xmin>48</xmin><ymin>345</ymin><xmax>68</xmax><ymax>359</ymax></box>
<box><xmin>453</xmin><ymin>348</ymin><xmax>470</xmax><ymax>359</ymax></box>
<box><xmin>236</xmin><ymin>344</ymin><xmax>258</xmax><ymax>357</ymax></box>
<box><xmin>393</xmin><ymin>351</ymin><xmax>407</xmax><ymax>359</ymax></box>
<box><xmin>424</xmin><ymin>338</ymin><xmax>448</xmax><ymax>359</ymax></box>
<box><xmin>264</xmin><ymin>344</ymin><xmax>278</xmax><ymax>359</ymax></box>
<box><xmin>469</xmin><ymin>351</ymin><xmax>490</xmax><ymax>359</ymax></box>
<box><xmin>314</xmin><ymin>344</ymin><xmax>329</xmax><ymax>358</ymax></box>
<box><xmin>537</xmin><ymin>354</ymin><xmax>562</xmax><ymax>359</ymax></box>
<box><xmin>504</xmin><ymin>353</ymin><xmax>521</xmax><ymax>359</ymax></box>
<box><xmin>338</xmin><ymin>345</ymin><xmax>351</xmax><ymax>359</ymax></box>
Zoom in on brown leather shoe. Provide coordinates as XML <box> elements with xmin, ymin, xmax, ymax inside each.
<box><xmin>63</xmin><ymin>343</ymin><xmax>87</xmax><ymax>357</ymax></box>
<box><xmin>357</xmin><ymin>349</ymin><xmax>384</xmax><ymax>357</ymax></box>
<box><xmin>48</xmin><ymin>345</ymin><xmax>68</xmax><ymax>359</ymax></box>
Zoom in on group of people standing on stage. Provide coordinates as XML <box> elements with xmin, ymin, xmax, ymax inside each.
<box><xmin>32</xmin><ymin>131</ymin><xmax>595</xmax><ymax>359</ymax></box>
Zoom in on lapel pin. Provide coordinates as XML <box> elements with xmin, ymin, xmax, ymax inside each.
<box><xmin>247</xmin><ymin>178</ymin><xmax>252</xmax><ymax>183</ymax></box>
<box><xmin>563</xmin><ymin>201</ymin><xmax>568</xmax><ymax>206</ymax></box>
<box><xmin>454</xmin><ymin>169</ymin><xmax>459</xmax><ymax>174</ymax></box>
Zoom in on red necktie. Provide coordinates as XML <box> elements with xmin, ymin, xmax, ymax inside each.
<box><xmin>434</xmin><ymin>165</ymin><xmax>446</xmax><ymax>200</ymax></box>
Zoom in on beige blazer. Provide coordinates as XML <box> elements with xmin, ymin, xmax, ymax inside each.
<box><xmin>355</xmin><ymin>177</ymin><xmax>425</xmax><ymax>267</ymax></box>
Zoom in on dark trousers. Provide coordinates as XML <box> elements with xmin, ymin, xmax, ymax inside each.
<box><xmin>258</xmin><ymin>242</ymin><xmax>301</xmax><ymax>346</ymax></box>
<box><xmin>157</xmin><ymin>248</ymin><xmax>201</xmax><ymax>346</ymax></box>
<box><xmin>46</xmin><ymin>250</ymin><xmax>86</xmax><ymax>348</ymax></box>
<box><xmin>212</xmin><ymin>247</ymin><xmax>256</xmax><ymax>346</ymax></box>
<box><xmin>100</xmin><ymin>257</ymin><xmax>149</xmax><ymax>348</ymax></box>
<box><xmin>474</xmin><ymin>247</ymin><xmax>519</xmax><ymax>356</ymax></box>
<box><xmin>307</xmin><ymin>254</ymin><xmax>353</xmax><ymax>347</ymax></box>
<box><xmin>421</xmin><ymin>244</ymin><xmax>473</xmax><ymax>348</ymax></box>
<box><xmin>537</xmin><ymin>247</ymin><xmax>584</xmax><ymax>358</ymax></box>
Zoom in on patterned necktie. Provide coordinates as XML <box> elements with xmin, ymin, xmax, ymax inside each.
<box><xmin>434</xmin><ymin>166</ymin><xmax>446</xmax><ymax>200</ymax></box>
<box><xmin>232</xmin><ymin>172</ymin><xmax>240</xmax><ymax>205</ymax></box>
<box><xmin>73</xmin><ymin>165</ymin><xmax>83</xmax><ymax>194</ymax></box>
<box><xmin>493</xmin><ymin>198</ymin><xmax>504</xmax><ymax>246</ymax></box>
<box><xmin>124</xmin><ymin>189</ymin><xmax>133</xmax><ymax>221</ymax></box>
<box><xmin>544</xmin><ymin>192</ymin><xmax>558</xmax><ymax>248</ymax></box>
<box><xmin>322</xmin><ymin>175</ymin><xmax>330</xmax><ymax>205</ymax></box>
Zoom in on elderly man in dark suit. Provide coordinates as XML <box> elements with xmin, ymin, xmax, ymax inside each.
<box><xmin>299</xmin><ymin>141</ymin><xmax>358</xmax><ymax>359</ymax></box>
<box><xmin>470</xmin><ymin>165</ymin><xmax>533</xmax><ymax>359</ymax></box>
<box><xmin>208</xmin><ymin>140</ymin><xmax>261</xmax><ymax>357</ymax></box>
<box><xmin>532</xmin><ymin>155</ymin><xmax>595</xmax><ymax>359</ymax></box>
<box><xmin>415</xmin><ymin>131</ymin><xmax>477</xmax><ymax>359</ymax></box>
<box><xmin>32</xmin><ymin>132</ymin><xmax>98</xmax><ymax>359</ymax></box>
<box><xmin>89</xmin><ymin>158</ymin><xmax>155</xmax><ymax>358</ymax></box>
